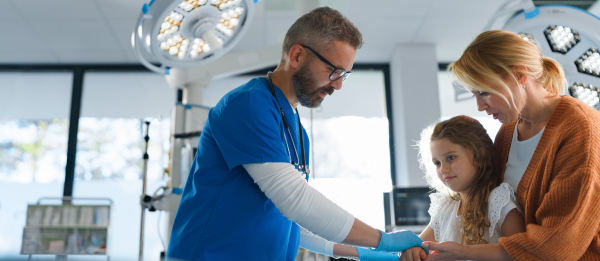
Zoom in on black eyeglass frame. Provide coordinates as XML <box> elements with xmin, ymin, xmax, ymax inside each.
<box><xmin>300</xmin><ymin>45</ymin><xmax>352</xmax><ymax>81</ymax></box>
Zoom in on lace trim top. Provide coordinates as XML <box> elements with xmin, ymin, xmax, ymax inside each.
<box><xmin>428</xmin><ymin>183</ymin><xmax>522</xmax><ymax>244</ymax></box>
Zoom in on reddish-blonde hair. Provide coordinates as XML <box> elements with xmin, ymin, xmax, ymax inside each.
<box><xmin>421</xmin><ymin>115</ymin><xmax>501</xmax><ymax>245</ymax></box>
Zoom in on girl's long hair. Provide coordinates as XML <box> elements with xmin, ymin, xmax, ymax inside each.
<box><xmin>422</xmin><ymin>115</ymin><xmax>501</xmax><ymax>245</ymax></box>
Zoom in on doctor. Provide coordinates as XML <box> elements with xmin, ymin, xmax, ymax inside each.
<box><xmin>167</xmin><ymin>7</ymin><xmax>425</xmax><ymax>261</ymax></box>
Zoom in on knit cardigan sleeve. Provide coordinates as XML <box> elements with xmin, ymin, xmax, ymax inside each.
<box><xmin>497</xmin><ymin>103</ymin><xmax>600</xmax><ymax>260</ymax></box>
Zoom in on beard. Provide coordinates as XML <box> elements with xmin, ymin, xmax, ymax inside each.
<box><xmin>292</xmin><ymin>64</ymin><xmax>335</xmax><ymax>108</ymax></box>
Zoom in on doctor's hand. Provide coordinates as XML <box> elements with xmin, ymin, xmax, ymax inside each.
<box><xmin>400</xmin><ymin>247</ymin><xmax>427</xmax><ymax>261</ymax></box>
<box><xmin>356</xmin><ymin>248</ymin><xmax>400</xmax><ymax>261</ymax></box>
<box><xmin>420</xmin><ymin>241</ymin><xmax>465</xmax><ymax>261</ymax></box>
<box><xmin>374</xmin><ymin>230</ymin><xmax>428</xmax><ymax>254</ymax></box>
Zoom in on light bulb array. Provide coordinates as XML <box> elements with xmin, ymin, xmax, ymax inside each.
<box><xmin>544</xmin><ymin>25</ymin><xmax>581</xmax><ymax>54</ymax></box>
<box><xmin>189</xmin><ymin>38</ymin><xmax>211</xmax><ymax>58</ymax></box>
<box><xmin>216</xmin><ymin>7</ymin><xmax>244</xmax><ymax>36</ymax></box>
<box><xmin>178</xmin><ymin>0</ymin><xmax>207</xmax><ymax>12</ymax></box>
<box><xmin>157</xmin><ymin>11</ymin><xmax>184</xmax><ymax>42</ymax></box>
<box><xmin>570</xmin><ymin>82</ymin><xmax>600</xmax><ymax>108</ymax></box>
<box><xmin>576</xmin><ymin>48</ymin><xmax>600</xmax><ymax>78</ymax></box>
<box><xmin>212</xmin><ymin>0</ymin><xmax>242</xmax><ymax>11</ymax></box>
<box><xmin>159</xmin><ymin>34</ymin><xmax>191</xmax><ymax>59</ymax></box>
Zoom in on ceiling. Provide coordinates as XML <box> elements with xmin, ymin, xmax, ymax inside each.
<box><xmin>0</xmin><ymin>0</ymin><xmax>598</xmax><ymax>65</ymax></box>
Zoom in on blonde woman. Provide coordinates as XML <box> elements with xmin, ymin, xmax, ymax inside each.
<box><xmin>421</xmin><ymin>30</ymin><xmax>600</xmax><ymax>260</ymax></box>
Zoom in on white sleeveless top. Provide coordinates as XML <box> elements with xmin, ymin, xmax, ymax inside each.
<box><xmin>427</xmin><ymin>183</ymin><xmax>522</xmax><ymax>244</ymax></box>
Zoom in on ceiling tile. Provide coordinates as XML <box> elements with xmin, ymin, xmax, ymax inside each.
<box><xmin>346</xmin><ymin>0</ymin><xmax>434</xmax><ymax>18</ymax></box>
<box><xmin>0</xmin><ymin>0</ymin><xmax>22</xmax><ymax>19</ymax></box>
<box><xmin>94</xmin><ymin>0</ymin><xmax>146</xmax><ymax>19</ymax></box>
<box><xmin>412</xmin><ymin>15</ymin><xmax>488</xmax><ymax>43</ymax></box>
<box><xmin>0</xmin><ymin>50</ymin><xmax>58</xmax><ymax>63</ymax></box>
<box><xmin>122</xmin><ymin>48</ymin><xmax>141</xmax><ymax>63</ymax></box>
<box><xmin>29</xmin><ymin>19</ymin><xmax>121</xmax><ymax>50</ymax></box>
<box><xmin>427</xmin><ymin>0</ymin><xmax>502</xmax><ymax>17</ymax></box>
<box><xmin>107</xmin><ymin>18</ymin><xmax>138</xmax><ymax>50</ymax></box>
<box><xmin>0</xmin><ymin>20</ymin><xmax>47</xmax><ymax>49</ymax></box>
<box><xmin>11</xmin><ymin>0</ymin><xmax>103</xmax><ymax>19</ymax></box>
<box><xmin>353</xmin><ymin>17</ymin><xmax>422</xmax><ymax>45</ymax></box>
<box><xmin>355</xmin><ymin>43</ymin><xmax>396</xmax><ymax>63</ymax></box>
<box><xmin>53</xmin><ymin>49</ymin><xmax>128</xmax><ymax>63</ymax></box>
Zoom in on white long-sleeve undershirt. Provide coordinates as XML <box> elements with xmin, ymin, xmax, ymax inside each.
<box><xmin>243</xmin><ymin>162</ymin><xmax>354</xmax><ymax>243</ymax></box>
<box><xmin>299</xmin><ymin>227</ymin><xmax>335</xmax><ymax>257</ymax></box>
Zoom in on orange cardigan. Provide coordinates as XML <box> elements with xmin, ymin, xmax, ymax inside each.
<box><xmin>496</xmin><ymin>96</ymin><xmax>600</xmax><ymax>260</ymax></box>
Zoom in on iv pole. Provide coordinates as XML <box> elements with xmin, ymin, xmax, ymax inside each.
<box><xmin>139</xmin><ymin>121</ymin><xmax>151</xmax><ymax>261</ymax></box>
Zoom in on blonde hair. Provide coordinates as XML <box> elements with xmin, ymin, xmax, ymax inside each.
<box><xmin>449</xmin><ymin>30</ymin><xmax>566</xmax><ymax>109</ymax></box>
<box><xmin>418</xmin><ymin>116</ymin><xmax>501</xmax><ymax>245</ymax></box>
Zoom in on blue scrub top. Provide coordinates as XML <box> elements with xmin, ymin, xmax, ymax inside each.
<box><xmin>167</xmin><ymin>77</ymin><xmax>310</xmax><ymax>261</ymax></box>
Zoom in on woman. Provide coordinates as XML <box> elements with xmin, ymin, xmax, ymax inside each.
<box><xmin>422</xmin><ymin>30</ymin><xmax>600</xmax><ymax>260</ymax></box>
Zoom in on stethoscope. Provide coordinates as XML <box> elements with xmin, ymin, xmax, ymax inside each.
<box><xmin>267</xmin><ymin>72</ymin><xmax>310</xmax><ymax>180</ymax></box>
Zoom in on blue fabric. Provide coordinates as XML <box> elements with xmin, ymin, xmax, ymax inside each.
<box><xmin>167</xmin><ymin>77</ymin><xmax>310</xmax><ymax>261</ymax></box>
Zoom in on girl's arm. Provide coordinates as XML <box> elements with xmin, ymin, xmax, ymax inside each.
<box><xmin>500</xmin><ymin>208</ymin><xmax>526</xmax><ymax>237</ymax></box>
<box><xmin>399</xmin><ymin>226</ymin><xmax>436</xmax><ymax>261</ymax></box>
<box><xmin>421</xmin><ymin>242</ymin><xmax>512</xmax><ymax>261</ymax></box>
<box><xmin>418</xmin><ymin>225</ymin><xmax>436</xmax><ymax>242</ymax></box>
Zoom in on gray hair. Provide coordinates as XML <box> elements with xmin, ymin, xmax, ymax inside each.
<box><xmin>280</xmin><ymin>7</ymin><xmax>363</xmax><ymax>64</ymax></box>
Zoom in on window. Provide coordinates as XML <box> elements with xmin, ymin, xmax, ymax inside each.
<box><xmin>0</xmin><ymin>72</ymin><xmax>72</xmax><ymax>258</ymax></box>
<box><xmin>299</xmin><ymin>69</ymin><xmax>392</xmax><ymax>230</ymax></box>
<box><xmin>73</xmin><ymin>72</ymin><xmax>175</xmax><ymax>260</ymax></box>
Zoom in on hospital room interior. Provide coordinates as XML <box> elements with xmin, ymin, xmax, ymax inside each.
<box><xmin>2</xmin><ymin>0</ymin><xmax>600</xmax><ymax>260</ymax></box>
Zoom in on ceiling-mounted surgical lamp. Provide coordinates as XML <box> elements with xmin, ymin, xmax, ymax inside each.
<box><xmin>132</xmin><ymin>0</ymin><xmax>258</xmax><ymax>74</ymax></box>
<box><xmin>504</xmin><ymin>4</ymin><xmax>600</xmax><ymax>110</ymax></box>
<box><xmin>485</xmin><ymin>1</ymin><xmax>600</xmax><ymax>111</ymax></box>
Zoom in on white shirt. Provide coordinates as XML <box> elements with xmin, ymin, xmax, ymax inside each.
<box><xmin>503</xmin><ymin>123</ymin><xmax>545</xmax><ymax>190</ymax></box>
<box><xmin>428</xmin><ymin>183</ymin><xmax>522</xmax><ymax>244</ymax></box>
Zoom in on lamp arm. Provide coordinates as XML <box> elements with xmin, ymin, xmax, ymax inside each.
<box><xmin>483</xmin><ymin>0</ymin><xmax>536</xmax><ymax>31</ymax></box>
<box><xmin>132</xmin><ymin>12</ymin><xmax>170</xmax><ymax>75</ymax></box>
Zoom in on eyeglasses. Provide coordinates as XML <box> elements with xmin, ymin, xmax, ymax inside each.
<box><xmin>301</xmin><ymin>45</ymin><xmax>352</xmax><ymax>81</ymax></box>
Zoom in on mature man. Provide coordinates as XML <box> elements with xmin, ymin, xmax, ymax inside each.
<box><xmin>167</xmin><ymin>7</ymin><xmax>426</xmax><ymax>261</ymax></box>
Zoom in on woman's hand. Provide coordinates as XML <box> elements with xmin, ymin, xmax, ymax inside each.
<box><xmin>400</xmin><ymin>246</ymin><xmax>427</xmax><ymax>261</ymax></box>
<box><xmin>421</xmin><ymin>241</ymin><xmax>466</xmax><ymax>261</ymax></box>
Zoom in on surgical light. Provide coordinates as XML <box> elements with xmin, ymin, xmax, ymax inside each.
<box><xmin>543</xmin><ymin>25</ymin><xmax>581</xmax><ymax>54</ymax></box>
<box><xmin>132</xmin><ymin>0</ymin><xmax>255</xmax><ymax>74</ymax></box>
<box><xmin>569</xmin><ymin>82</ymin><xmax>600</xmax><ymax>108</ymax></box>
<box><xmin>576</xmin><ymin>48</ymin><xmax>600</xmax><ymax>77</ymax></box>
<box><xmin>497</xmin><ymin>2</ymin><xmax>600</xmax><ymax>111</ymax></box>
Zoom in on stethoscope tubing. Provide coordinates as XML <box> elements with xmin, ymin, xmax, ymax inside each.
<box><xmin>266</xmin><ymin>72</ymin><xmax>310</xmax><ymax>178</ymax></box>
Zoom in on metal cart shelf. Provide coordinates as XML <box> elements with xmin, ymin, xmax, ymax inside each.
<box><xmin>21</xmin><ymin>197</ymin><xmax>112</xmax><ymax>260</ymax></box>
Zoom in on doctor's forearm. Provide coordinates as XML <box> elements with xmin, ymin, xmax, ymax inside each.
<box><xmin>333</xmin><ymin>244</ymin><xmax>359</xmax><ymax>259</ymax></box>
<box><xmin>341</xmin><ymin>218</ymin><xmax>382</xmax><ymax>248</ymax></box>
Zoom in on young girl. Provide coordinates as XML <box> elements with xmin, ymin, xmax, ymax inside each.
<box><xmin>400</xmin><ymin>115</ymin><xmax>526</xmax><ymax>261</ymax></box>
